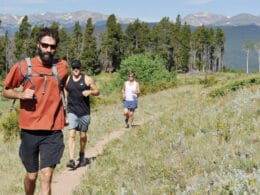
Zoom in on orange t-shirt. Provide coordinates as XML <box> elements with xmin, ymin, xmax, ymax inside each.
<box><xmin>4</xmin><ymin>57</ymin><xmax>68</xmax><ymax>130</ymax></box>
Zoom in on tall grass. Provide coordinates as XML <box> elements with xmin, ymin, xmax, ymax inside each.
<box><xmin>0</xmin><ymin>73</ymin><xmax>259</xmax><ymax>194</ymax></box>
<box><xmin>73</xmin><ymin>82</ymin><xmax>259</xmax><ymax>194</ymax></box>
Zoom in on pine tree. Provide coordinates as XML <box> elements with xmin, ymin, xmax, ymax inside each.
<box><xmin>0</xmin><ymin>20</ymin><xmax>5</xmax><ymax>76</ymax></box>
<box><xmin>215</xmin><ymin>28</ymin><xmax>225</xmax><ymax>71</ymax></box>
<box><xmin>56</xmin><ymin>27</ymin><xmax>70</xmax><ymax>61</ymax></box>
<box><xmin>100</xmin><ymin>14</ymin><xmax>123</xmax><ymax>72</ymax></box>
<box><xmin>81</xmin><ymin>18</ymin><xmax>98</xmax><ymax>75</ymax></box>
<box><xmin>124</xmin><ymin>19</ymin><xmax>150</xmax><ymax>57</ymax></box>
<box><xmin>192</xmin><ymin>25</ymin><xmax>210</xmax><ymax>71</ymax></box>
<box><xmin>14</xmin><ymin>16</ymin><xmax>31</xmax><ymax>59</ymax></box>
<box><xmin>26</xmin><ymin>25</ymin><xmax>43</xmax><ymax>57</ymax></box>
<box><xmin>150</xmin><ymin>17</ymin><xmax>174</xmax><ymax>71</ymax></box>
<box><xmin>178</xmin><ymin>23</ymin><xmax>191</xmax><ymax>72</ymax></box>
<box><xmin>70</xmin><ymin>21</ymin><xmax>83</xmax><ymax>60</ymax></box>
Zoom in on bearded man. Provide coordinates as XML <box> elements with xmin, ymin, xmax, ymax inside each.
<box><xmin>2</xmin><ymin>27</ymin><xmax>68</xmax><ymax>195</ymax></box>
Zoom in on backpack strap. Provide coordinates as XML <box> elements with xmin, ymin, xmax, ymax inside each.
<box><xmin>10</xmin><ymin>58</ymin><xmax>33</xmax><ymax>112</ymax></box>
<box><xmin>10</xmin><ymin>58</ymin><xmax>67</xmax><ymax>116</ymax></box>
<box><xmin>52</xmin><ymin>63</ymin><xmax>63</xmax><ymax>88</ymax></box>
<box><xmin>25</xmin><ymin>57</ymin><xmax>32</xmax><ymax>76</ymax></box>
<box><xmin>51</xmin><ymin>63</ymin><xmax>67</xmax><ymax>115</ymax></box>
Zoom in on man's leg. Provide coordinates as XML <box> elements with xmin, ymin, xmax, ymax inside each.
<box><xmin>24</xmin><ymin>172</ymin><xmax>38</xmax><ymax>195</ymax></box>
<box><xmin>80</xmin><ymin>131</ymin><xmax>87</xmax><ymax>153</ymax></box>
<box><xmin>79</xmin><ymin>131</ymin><xmax>88</xmax><ymax>166</ymax></box>
<box><xmin>78</xmin><ymin>115</ymin><xmax>90</xmax><ymax>166</ymax></box>
<box><xmin>67</xmin><ymin>129</ymin><xmax>76</xmax><ymax>168</ymax></box>
<box><xmin>69</xmin><ymin>129</ymin><xmax>76</xmax><ymax>160</ymax></box>
<box><xmin>67</xmin><ymin>113</ymin><xmax>78</xmax><ymax>168</ymax></box>
<box><xmin>19</xmin><ymin>130</ymin><xmax>39</xmax><ymax>195</ymax></box>
<box><xmin>40</xmin><ymin>167</ymin><xmax>54</xmax><ymax>195</ymax></box>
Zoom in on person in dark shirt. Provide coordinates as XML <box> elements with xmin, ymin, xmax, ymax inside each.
<box><xmin>65</xmin><ymin>60</ymin><xmax>99</xmax><ymax>168</ymax></box>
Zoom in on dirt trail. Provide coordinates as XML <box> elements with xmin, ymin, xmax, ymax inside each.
<box><xmin>52</xmin><ymin>127</ymin><xmax>130</xmax><ymax>195</ymax></box>
<box><xmin>52</xmin><ymin>112</ymin><xmax>165</xmax><ymax>194</ymax></box>
<box><xmin>51</xmin><ymin>86</ymin><xmax>193</xmax><ymax>194</ymax></box>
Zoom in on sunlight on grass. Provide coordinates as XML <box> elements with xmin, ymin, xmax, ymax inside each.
<box><xmin>73</xmin><ymin>77</ymin><xmax>259</xmax><ymax>194</ymax></box>
<box><xmin>0</xmin><ymin>73</ymin><xmax>259</xmax><ymax>194</ymax></box>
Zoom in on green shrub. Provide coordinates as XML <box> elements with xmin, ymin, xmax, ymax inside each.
<box><xmin>199</xmin><ymin>75</ymin><xmax>218</xmax><ymax>87</ymax></box>
<box><xmin>140</xmin><ymin>80</ymin><xmax>177</xmax><ymax>95</ymax></box>
<box><xmin>209</xmin><ymin>77</ymin><xmax>260</xmax><ymax>97</ymax></box>
<box><xmin>119</xmin><ymin>53</ymin><xmax>176</xmax><ymax>84</ymax></box>
<box><xmin>0</xmin><ymin>109</ymin><xmax>19</xmax><ymax>142</ymax></box>
<box><xmin>97</xmin><ymin>73</ymin><xmax>123</xmax><ymax>96</ymax></box>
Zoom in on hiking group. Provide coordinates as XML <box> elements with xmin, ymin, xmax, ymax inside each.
<box><xmin>2</xmin><ymin>27</ymin><xmax>140</xmax><ymax>195</ymax></box>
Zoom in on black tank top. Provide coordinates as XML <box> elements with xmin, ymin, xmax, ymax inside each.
<box><xmin>66</xmin><ymin>74</ymin><xmax>90</xmax><ymax>116</ymax></box>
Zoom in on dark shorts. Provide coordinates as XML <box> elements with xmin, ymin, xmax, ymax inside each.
<box><xmin>124</xmin><ymin>100</ymin><xmax>138</xmax><ymax>110</ymax></box>
<box><xmin>19</xmin><ymin>129</ymin><xmax>64</xmax><ymax>173</ymax></box>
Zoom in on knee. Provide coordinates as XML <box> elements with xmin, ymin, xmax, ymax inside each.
<box><xmin>26</xmin><ymin>172</ymin><xmax>38</xmax><ymax>182</ymax></box>
<box><xmin>41</xmin><ymin>169</ymin><xmax>53</xmax><ymax>183</ymax></box>
<box><xmin>129</xmin><ymin>112</ymin><xmax>134</xmax><ymax>117</ymax></box>
<box><xmin>69</xmin><ymin>133</ymin><xmax>76</xmax><ymax>140</ymax></box>
<box><xmin>80</xmin><ymin>134</ymin><xmax>87</xmax><ymax>140</ymax></box>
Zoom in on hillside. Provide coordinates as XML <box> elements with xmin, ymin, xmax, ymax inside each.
<box><xmin>73</xmin><ymin>73</ymin><xmax>260</xmax><ymax>194</ymax></box>
<box><xmin>0</xmin><ymin>73</ymin><xmax>259</xmax><ymax>194</ymax></box>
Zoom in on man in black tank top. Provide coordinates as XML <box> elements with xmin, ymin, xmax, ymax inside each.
<box><xmin>65</xmin><ymin>60</ymin><xmax>99</xmax><ymax>168</ymax></box>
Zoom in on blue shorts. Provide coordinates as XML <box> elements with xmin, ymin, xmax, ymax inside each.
<box><xmin>124</xmin><ymin>100</ymin><xmax>138</xmax><ymax>110</ymax></box>
<box><xmin>19</xmin><ymin>129</ymin><xmax>64</xmax><ymax>172</ymax></box>
<box><xmin>67</xmin><ymin>113</ymin><xmax>91</xmax><ymax>132</ymax></box>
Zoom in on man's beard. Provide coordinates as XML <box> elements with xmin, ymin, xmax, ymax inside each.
<box><xmin>38</xmin><ymin>48</ymin><xmax>54</xmax><ymax>65</ymax></box>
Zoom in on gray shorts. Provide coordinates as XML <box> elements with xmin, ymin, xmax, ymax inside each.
<box><xmin>67</xmin><ymin>113</ymin><xmax>91</xmax><ymax>132</ymax></box>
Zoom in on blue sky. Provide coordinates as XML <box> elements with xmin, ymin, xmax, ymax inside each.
<box><xmin>1</xmin><ymin>0</ymin><xmax>260</xmax><ymax>22</ymax></box>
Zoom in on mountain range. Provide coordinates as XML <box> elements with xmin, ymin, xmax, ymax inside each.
<box><xmin>0</xmin><ymin>10</ymin><xmax>135</xmax><ymax>35</ymax></box>
<box><xmin>0</xmin><ymin>10</ymin><xmax>260</xmax><ymax>72</ymax></box>
<box><xmin>1</xmin><ymin>11</ymin><xmax>260</xmax><ymax>33</ymax></box>
<box><xmin>182</xmin><ymin>12</ymin><xmax>260</xmax><ymax>26</ymax></box>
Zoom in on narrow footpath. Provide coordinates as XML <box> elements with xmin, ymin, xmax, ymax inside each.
<box><xmin>51</xmin><ymin>86</ymin><xmax>193</xmax><ymax>194</ymax></box>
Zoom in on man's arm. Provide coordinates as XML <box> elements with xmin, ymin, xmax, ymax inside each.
<box><xmin>82</xmin><ymin>75</ymin><xmax>99</xmax><ymax>97</ymax></box>
<box><xmin>64</xmin><ymin>76</ymin><xmax>70</xmax><ymax>102</ymax></box>
<box><xmin>3</xmin><ymin>87</ymin><xmax>35</xmax><ymax>100</ymax></box>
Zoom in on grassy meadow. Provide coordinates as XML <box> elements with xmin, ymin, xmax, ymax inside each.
<box><xmin>0</xmin><ymin>72</ymin><xmax>259</xmax><ymax>194</ymax></box>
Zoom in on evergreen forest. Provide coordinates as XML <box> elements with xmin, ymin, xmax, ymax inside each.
<box><xmin>0</xmin><ymin>14</ymin><xmax>225</xmax><ymax>77</ymax></box>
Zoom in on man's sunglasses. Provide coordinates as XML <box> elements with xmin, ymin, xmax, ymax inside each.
<box><xmin>40</xmin><ymin>42</ymin><xmax>57</xmax><ymax>50</ymax></box>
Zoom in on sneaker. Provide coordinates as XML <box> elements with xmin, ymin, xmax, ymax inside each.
<box><xmin>79</xmin><ymin>158</ymin><xmax>88</xmax><ymax>166</ymax></box>
<box><xmin>66</xmin><ymin>159</ymin><xmax>75</xmax><ymax>168</ymax></box>
<box><xmin>125</xmin><ymin>118</ymin><xmax>129</xmax><ymax>126</ymax></box>
<box><xmin>79</xmin><ymin>152</ymin><xmax>88</xmax><ymax>167</ymax></box>
<box><xmin>129</xmin><ymin>124</ymin><xmax>133</xmax><ymax>129</ymax></box>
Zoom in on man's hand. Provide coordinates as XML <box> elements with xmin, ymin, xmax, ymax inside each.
<box><xmin>20</xmin><ymin>88</ymin><xmax>35</xmax><ymax>99</ymax></box>
<box><xmin>82</xmin><ymin>90</ymin><xmax>91</xmax><ymax>97</ymax></box>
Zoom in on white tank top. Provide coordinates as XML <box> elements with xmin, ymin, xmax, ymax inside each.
<box><xmin>125</xmin><ymin>81</ymin><xmax>138</xmax><ymax>101</ymax></box>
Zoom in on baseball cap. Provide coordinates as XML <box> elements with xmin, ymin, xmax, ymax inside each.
<box><xmin>71</xmin><ymin>60</ymin><xmax>81</xmax><ymax>69</ymax></box>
